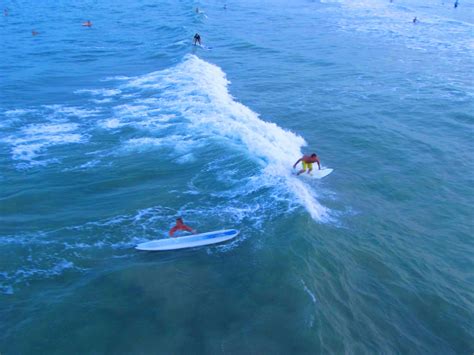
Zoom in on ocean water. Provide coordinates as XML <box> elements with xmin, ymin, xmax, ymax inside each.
<box><xmin>1</xmin><ymin>0</ymin><xmax>473</xmax><ymax>353</ymax></box>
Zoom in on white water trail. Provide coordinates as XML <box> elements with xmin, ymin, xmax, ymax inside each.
<box><xmin>123</xmin><ymin>55</ymin><xmax>329</xmax><ymax>221</ymax></box>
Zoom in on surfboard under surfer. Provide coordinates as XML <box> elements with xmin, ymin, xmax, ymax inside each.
<box><xmin>293</xmin><ymin>153</ymin><xmax>321</xmax><ymax>176</ymax></box>
<box><xmin>169</xmin><ymin>217</ymin><xmax>196</xmax><ymax>237</ymax></box>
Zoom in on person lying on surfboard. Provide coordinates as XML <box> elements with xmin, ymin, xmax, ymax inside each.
<box><xmin>293</xmin><ymin>153</ymin><xmax>321</xmax><ymax>176</ymax></box>
<box><xmin>169</xmin><ymin>217</ymin><xmax>196</xmax><ymax>237</ymax></box>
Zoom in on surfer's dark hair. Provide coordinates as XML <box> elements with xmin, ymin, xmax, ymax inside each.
<box><xmin>311</xmin><ymin>153</ymin><xmax>317</xmax><ymax>157</ymax></box>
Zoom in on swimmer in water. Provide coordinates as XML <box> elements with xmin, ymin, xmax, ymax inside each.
<box><xmin>32</xmin><ymin>30</ymin><xmax>39</xmax><ymax>36</ymax></box>
<box><xmin>82</xmin><ymin>20</ymin><xmax>92</xmax><ymax>27</ymax></box>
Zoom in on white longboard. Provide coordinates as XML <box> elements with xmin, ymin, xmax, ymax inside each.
<box><xmin>136</xmin><ymin>229</ymin><xmax>239</xmax><ymax>251</ymax></box>
<box><xmin>294</xmin><ymin>168</ymin><xmax>333</xmax><ymax>179</ymax></box>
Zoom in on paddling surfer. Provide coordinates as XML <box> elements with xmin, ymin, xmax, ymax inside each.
<box><xmin>293</xmin><ymin>153</ymin><xmax>321</xmax><ymax>175</ymax></box>
<box><xmin>169</xmin><ymin>217</ymin><xmax>196</xmax><ymax>237</ymax></box>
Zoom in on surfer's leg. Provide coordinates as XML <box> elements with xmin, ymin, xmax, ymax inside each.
<box><xmin>297</xmin><ymin>161</ymin><xmax>307</xmax><ymax>175</ymax></box>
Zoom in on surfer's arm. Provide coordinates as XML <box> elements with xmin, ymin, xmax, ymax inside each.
<box><xmin>293</xmin><ymin>158</ymin><xmax>302</xmax><ymax>168</ymax></box>
<box><xmin>169</xmin><ymin>226</ymin><xmax>179</xmax><ymax>237</ymax></box>
<box><xmin>317</xmin><ymin>160</ymin><xmax>321</xmax><ymax>170</ymax></box>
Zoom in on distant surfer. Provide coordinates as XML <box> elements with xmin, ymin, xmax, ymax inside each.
<box><xmin>293</xmin><ymin>153</ymin><xmax>321</xmax><ymax>176</ymax></box>
<box><xmin>169</xmin><ymin>217</ymin><xmax>196</xmax><ymax>237</ymax></box>
<box><xmin>82</xmin><ymin>20</ymin><xmax>92</xmax><ymax>27</ymax></box>
<box><xmin>32</xmin><ymin>30</ymin><xmax>39</xmax><ymax>36</ymax></box>
<box><xmin>193</xmin><ymin>33</ymin><xmax>201</xmax><ymax>46</ymax></box>
<box><xmin>412</xmin><ymin>17</ymin><xmax>418</xmax><ymax>24</ymax></box>
<box><xmin>454</xmin><ymin>0</ymin><xmax>459</xmax><ymax>8</ymax></box>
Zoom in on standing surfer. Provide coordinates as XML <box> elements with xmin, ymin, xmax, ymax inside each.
<box><xmin>193</xmin><ymin>33</ymin><xmax>201</xmax><ymax>45</ymax></box>
<box><xmin>293</xmin><ymin>153</ymin><xmax>321</xmax><ymax>175</ymax></box>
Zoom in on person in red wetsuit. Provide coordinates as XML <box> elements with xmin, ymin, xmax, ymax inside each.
<box><xmin>169</xmin><ymin>217</ymin><xmax>196</xmax><ymax>237</ymax></box>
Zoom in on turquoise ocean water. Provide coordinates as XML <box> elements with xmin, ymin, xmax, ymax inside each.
<box><xmin>1</xmin><ymin>0</ymin><xmax>473</xmax><ymax>353</ymax></box>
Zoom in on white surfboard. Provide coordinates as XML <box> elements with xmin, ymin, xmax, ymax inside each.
<box><xmin>136</xmin><ymin>229</ymin><xmax>239</xmax><ymax>251</ymax></box>
<box><xmin>294</xmin><ymin>168</ymin><xmax>333</xmax><ymax>179</ymax></box>
<box><xmin>194</xmin><ymin>43</ymin><xmax>212</xmax><ymax>50</ymax></box>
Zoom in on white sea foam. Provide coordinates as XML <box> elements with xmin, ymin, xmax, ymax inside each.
<box><xmin>301</xmin><ymin>279</ymin><xmax>318</xmax><ymax>304</ymax></box>
<box><xmin>122</xmin><ymin>55</ymin><xmax>329</xmax><ymax>220</ymax></box>
<box><xmin>122</xmin><ymin>135</ymin><xmax>196</xmax><ymax>157</ymax></box>
<box><xmin>0</xmin><ymin>258</ymin><xmax>79</xmax><ymax>294</ymax></box>
<box><xmin>42</xmin><ymin>105</ymin><xmax>100</xmax><ymax>118</ymax></box>
<box><xmin>102</xmin><ymin>75</ymin><xmax>131</xmax><ymax>82</ymax></box>
<box><xmin>63</xmin><ymin>159</ymin><xmax>101</xmax><ymax>171</ymax></box>
<box><xmin>4</xmin><ymin>108</ymin><xmax>37</xmax><ymax>117</ymax></box>
<box><xmin>2</xmin><ymin>122</ymin><xmax>86</xmax><ymax>164</ymax></box>
<box><xmin>91</xmin><ymin>98</ymin><xmax>113</xmax><ymax>104</ymax></box>
<box><xmin>98</xmin><ymin>117</ymin><xmax>126</xmax><ymax>129</ymax></box>
<box><xmin>23</xmin><ymin>122</ymin><xmax>79</xmax><ymax>135</ymax></box>
<box><xmin>74</xmin><ymin>88</ymin><xmax>122</xmax><ymax>97</ymax></box>
<box><xmin>125</xmin><ymin>137</ymin><xmax>165</xmax><ymax>149</ymax></box>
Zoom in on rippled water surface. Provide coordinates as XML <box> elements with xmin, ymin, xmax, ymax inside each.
<box><xmin>1</xmin><ymin>0</ymin><xmax>473</xmax><ymax>353</ymax></box>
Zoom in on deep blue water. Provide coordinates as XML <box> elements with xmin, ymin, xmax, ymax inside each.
<box><xmin>1</xmin><ymin>0</ymin><xmax>473</xmax><ymax>353</ymax></box>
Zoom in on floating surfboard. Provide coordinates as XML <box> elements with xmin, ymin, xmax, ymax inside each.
<box><xmin>294</xmin><ymin>168</ymin><xmax>333</xmax><ymax>179</ymax></box>
<box><xmin>136</xmin><ymin>229</ymin><xmax>239</xmax><ymax>251</ymax></box>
